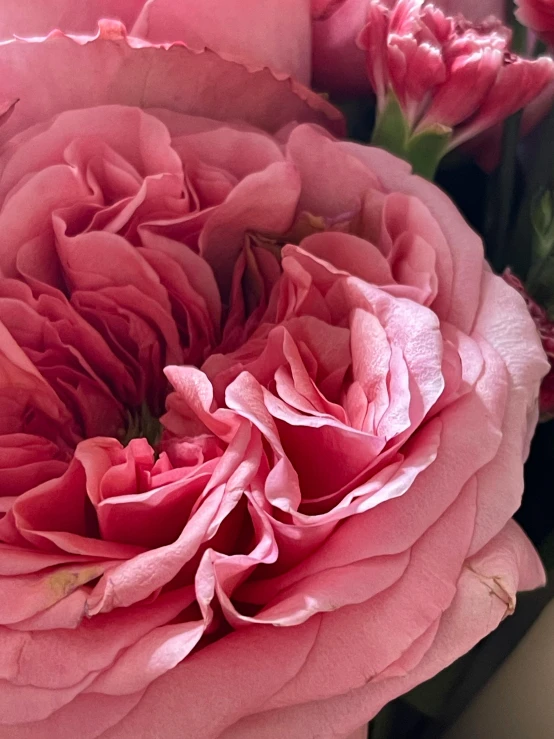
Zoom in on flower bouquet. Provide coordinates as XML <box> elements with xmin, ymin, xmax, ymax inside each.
<box><xmin>0</xmin><ymin>1</ymin><xmax>553</xmax><ymax>738</ymax></box>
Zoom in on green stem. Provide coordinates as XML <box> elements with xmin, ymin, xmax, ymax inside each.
<box><xmin>371</xmin><ymin>95</ymin><xmax>451</xmax><ymax>180</ymax></box>
<box><xmin>485</xmin><ymin>110</ymin><xmax>522</xmax><ymax>271</ymax></box>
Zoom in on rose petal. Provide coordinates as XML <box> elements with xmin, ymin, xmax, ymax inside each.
<box><xmin>0</xmin><ymin>26</ymin><xmax>344</xmax><ymax>152</ymax></box>
<box><xmin>131</xmin><ymin>0</ymin><xmax>312</xmax><ymax>84</ymax></box>
<box><xmin>0</xmin><ymin>0</ymin><xmax>144</xmax><ymax>39</ymax></box>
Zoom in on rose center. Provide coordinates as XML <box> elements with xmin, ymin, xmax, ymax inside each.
<box><xmin>120</xmin><ymin>402</ymin><xmax>163</xmax><ymax>449</ymax></box>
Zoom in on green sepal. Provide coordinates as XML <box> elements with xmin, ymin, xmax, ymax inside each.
<box><xmin>371</xmin><ymin>94</ymin><xmax>411</xmax><ymax>159</ymax></box>
<box><xmin>370</xmin><ymin>93</ymin><xmax>452</xmax><ymax>180</ymax></box>
<box><xmin>405</xmin><ymin>124</ymin><xmax>452</xmax><ymax>180</ymax></box>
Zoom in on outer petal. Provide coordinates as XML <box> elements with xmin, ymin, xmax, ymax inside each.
<box><xmin>215</xmin><ymin>521</ymin><xmax>543</xmax><ymax>739</ymax></box>
<box><xmin>132</xmin><ymin>0</ymin><xmax>312</xmax><ymax>85</ymax></box>
<box><xmin>467</xmin><ymin>271</ymin><xmax>549</xmax><ymax>553</ymax></box>
<box><xmin>12</xmin><ymin>497</ymin><xmax>539</xmax><ymax>738</ymax></box>
<box><xmin>0</xmin><ymin>1</ymin><xmax>144</xmax><ymax>39</ymax></box>
<box><xmin>0</xmin><ymin>24</ymin><xmax>343</xmax><ymax>149</ymax></box>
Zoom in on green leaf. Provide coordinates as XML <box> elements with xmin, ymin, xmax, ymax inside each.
<box><xmin>527</xmin><ymin>254</ymin><xmax>554</xmax><ymax>306</ymax></box>
<box><xmin>531</xmin><ymin>189</ymin><xmax>554</xmax><ymax>261</ymax></box>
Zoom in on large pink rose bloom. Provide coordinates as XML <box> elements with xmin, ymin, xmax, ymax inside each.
<box><xmin>0</xmin><ymin>15</ymin><xmax>548</xmax><ymax>739</ymax></box>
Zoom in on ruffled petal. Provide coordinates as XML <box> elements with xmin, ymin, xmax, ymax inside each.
<box><xmin>0</xmin><ymin>23</ymin><xmax>343</xmax><ymax>151</ymax></box>
<box><xmin>131</xmin><ymin>0</ymin><xmax>312</xmax><ymax>84</ymax></box>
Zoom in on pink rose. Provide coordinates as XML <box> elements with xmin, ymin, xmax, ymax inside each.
<box><xmin>0</xmin><ymin>9</ymin><xmax>548</xmax><ymax>739</ymax></box>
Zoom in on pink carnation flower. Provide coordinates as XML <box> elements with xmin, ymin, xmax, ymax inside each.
<box><xmin>359</xmin><ymin>0</ymin><xmax>554</xmax><ymax>148</ymax></box>
<box><xmin>312</xmin><ymin>0</ymin><xmax>554</xmax><ymax>170</ymax></box>
<box><xmin>0</xmin><ymin>8</ymin><xmax>548</xmax><ymax>739</ymax></box>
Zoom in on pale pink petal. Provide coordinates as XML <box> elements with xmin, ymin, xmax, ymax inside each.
<box><xmin>0</xmin><ymin>518</ymin><xmax>538</xmax><ymax>738</ymax></box>
<box><xmin>200</xmin><ymin>162</ymin><xmax>301</xmax><ymax>294</ymax></box>
<box><xmin>85</xmin><ymin>422</ymin><xmax>259</xmax><ymax>613</ymax></box>
<box><xmin>339</xmin><ymin>144</ymin><xmax>484</xmax><ymax>333</ymax></box>
<box><xmin>62</xmin><ymin>477</ymin><xmax>475</xmax><ymax>738</ymax></box>
<box><xmin>286</xmin><ymin>125</ymin><xmax>381</xmax><ymax>219</ymax></box>
<box><xmin>0</xmin><ymin>434</ymin><xmax>67</xmax><ymax>496</ymax></box>
<box><xmin>0</xmin><ymin>563</ymin><xmax>106</xmax><ymax>625</ymax></box>
<box><xmin>467</xmin><ymin>271</ymin><xmax>549</xmax><ymax>553</ymax></box>
<box><xmin>0</xmin><ymin>692</ymin><xmax>142</xmax><ymax>739</ymax></box>
<box><xmin>217</xmin><ymin>518</ymin><xmax>542</xmax><ymax>739</ymax></box>
<box><xmin>87</xmin><ymin>619</ymin><xmax>206</xmax><ymax>695</ymax></box>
